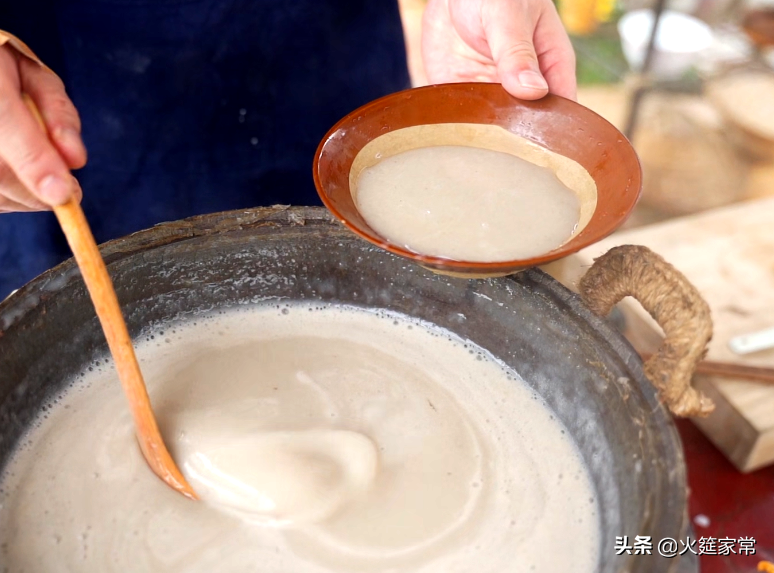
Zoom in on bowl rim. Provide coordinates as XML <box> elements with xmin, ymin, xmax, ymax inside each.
<box><xmin>313</xmin><ymin>82</ymin><xmax>642</xmax><ymax>273</ymax></box>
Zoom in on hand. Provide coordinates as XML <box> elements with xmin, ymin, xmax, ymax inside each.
<box><xmin>421</xmin><ymin>0</ymin><xmax>577</xmax><ymax>101</ymax></box>
<box><xmin>0</xmin><ymin>44</ymin><xmax>86</xmax><ymax>213</ymax></box>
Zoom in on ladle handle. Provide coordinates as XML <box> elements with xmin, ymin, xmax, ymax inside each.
<box><xmin>579</xmin><ymin>245</ymin><xmax>715</xmax><ymax>417</ymax></box>
<box><xmin>22</xmin><ymin>95</ymin><xmax>198</xmax><ymax>500</ymax></box>
<box><xmin>53</xmin><ymin>201</ymin><xmax>197</xmax><ymax>495</ymax></box>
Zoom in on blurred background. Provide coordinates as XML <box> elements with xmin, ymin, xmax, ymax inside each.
<box><xmin>398</xmin><ymin>0</ymin><xmax>774</xmax><ymax>228</ymax></box>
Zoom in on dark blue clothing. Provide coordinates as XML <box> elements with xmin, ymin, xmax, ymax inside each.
<box><xmin>0</xmin><ymin>0</ymin><xmax>410</xmax><ymax>299</ymax></box>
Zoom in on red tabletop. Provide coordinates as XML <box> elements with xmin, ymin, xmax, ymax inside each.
<box><xmin>676</xmin><ymin>419</ymin><xmax>774</xmax><ymax>572</ymax></box>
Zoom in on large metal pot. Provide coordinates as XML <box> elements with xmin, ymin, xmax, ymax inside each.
<box><xmin>0</xmin><ymin>207</ymin><xmax>690</xmax><ymax>572</ymax></box>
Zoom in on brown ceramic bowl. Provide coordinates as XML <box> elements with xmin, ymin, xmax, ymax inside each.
<box><xmin>313</xmin><ymin>83</ymin><xmax>641</xmax><ymax>277</ymax></box>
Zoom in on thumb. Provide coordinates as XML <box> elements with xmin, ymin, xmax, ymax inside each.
<box><xmin>483</xmin><ymin>4</ymin><xmax>549</xmax><ymax>99</ymax></box>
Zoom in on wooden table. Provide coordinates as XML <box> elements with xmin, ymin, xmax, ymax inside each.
<box><xmin>546</xmin><ymin>197</ymin><xmax>774</xmax><ymax>571</ymax></box>
<box><xmin>549</xmin><ymin>197</ymin><xmax>774</xmax><ymax>473</ymax></box>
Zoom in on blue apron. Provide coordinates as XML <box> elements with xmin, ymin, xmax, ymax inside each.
<box><xmin>0</xmin><ymin>0</ymin><xmax>410</xmax><ymax>299</ymax></box>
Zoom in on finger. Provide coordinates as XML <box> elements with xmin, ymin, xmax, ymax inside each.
<box><xmin>482</xmin><ymin>1</ymin><xmax>549</xmax><ymax>100</ymax></box>
<box><xmin>2</xmin><ymin>164</ymin><xmax>82</xmax><ymax>209</ymax></box>
<box><xmin>0</xmin><ymin>197</ymin><xmax>45</xmax><ymax>213</ymax></box>
<box><xmin>0</xmin><ymin>182</ymin><xmax>44</xmax><ymax>212</ymax></box>
<box><xmin>0</xmin><ymin>161</ymin><xmax>51</xmax><ymax>210</ymax></box>
<box><xmin>0</xmin><ymin>70</ymin><xmax>75</xmax><ymax>206</ymax></box>
<box><xmin>69</xmin><ymin>174</ymin><xmax>83</xmax><ymax>203</ymax></box>
<box><xmin>0</xmin><ymin>169</ymin><xmax>81</xmax><ymax>213</ymax></box>
<box><xmin>19</xmin><ymin>57</ymin><xmax>87</xmax><ymax>169</ymax></box>
<box><xmin>534</xmin><ymin>4</ymin><xmax>577</xmax><ymax>100</ymax></box>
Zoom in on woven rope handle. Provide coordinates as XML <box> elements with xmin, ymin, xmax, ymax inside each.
<box><xmin>579</xmin><ymin>245</ymin><xmax>715</xmax><ymax>417</ymax></box>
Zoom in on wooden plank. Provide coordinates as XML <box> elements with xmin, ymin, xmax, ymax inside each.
<box><xmin>546</xmin><ymin>197</ymin><xmax>774</xmax><ymax>472</ymax></box>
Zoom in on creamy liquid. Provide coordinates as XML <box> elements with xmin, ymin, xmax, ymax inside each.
<box><xmin>0</xmin><ymin>304</ymin><xmax>599</xmax><ymax>572</ymax></box>
<box><xmin>355</xmin><ymin>145</ymin><xmax>581</xmax><ymax>261</ymax></box>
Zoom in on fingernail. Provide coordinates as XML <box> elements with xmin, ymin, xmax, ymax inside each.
<box><xmin>518</xmin><ymin>71</ymin><xmax>548</xmax><ymax>91</ymax></box>
<box><xmin>54</xmin><ymin>127</ymin><xmax>86</xmax><ymax>155</ymax></box>
<box><xmin>38</xmin><ymin>175</ymin><xmax>72</xmax><ymax>205</ymax></box>
<box><xmin>70</xmin><ymin>175</ymin><xmax>84</xmax><ymax>203</ymax></box>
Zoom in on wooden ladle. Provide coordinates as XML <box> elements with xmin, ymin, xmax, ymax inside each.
<box><xmin>23</xmin><ymin>96</ymin><xmax>198</xmax><ymax>500</ymax></box>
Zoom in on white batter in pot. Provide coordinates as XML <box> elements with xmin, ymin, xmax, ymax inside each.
<box><xmin>0</xmin><ymin>303</ymin><xmax>599</xmax><ymax>572</ymax></box>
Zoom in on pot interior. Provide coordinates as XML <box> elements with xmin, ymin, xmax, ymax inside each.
<box><xmin>0</xmin><ymin>207</ymin><xmax>687</xmax><ymax>572</ymax></box>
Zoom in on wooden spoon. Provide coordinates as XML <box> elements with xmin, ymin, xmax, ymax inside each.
<box><xmin>23</xmin><ymin>95</ymin><xmax>198</xmax><ymax>500</ymax></box>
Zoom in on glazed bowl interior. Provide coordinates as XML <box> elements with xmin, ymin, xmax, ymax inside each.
<box><xmin>313</xmin><ymin>83</ymin><xmax>642</xmax><ymax>276</ymax></box>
